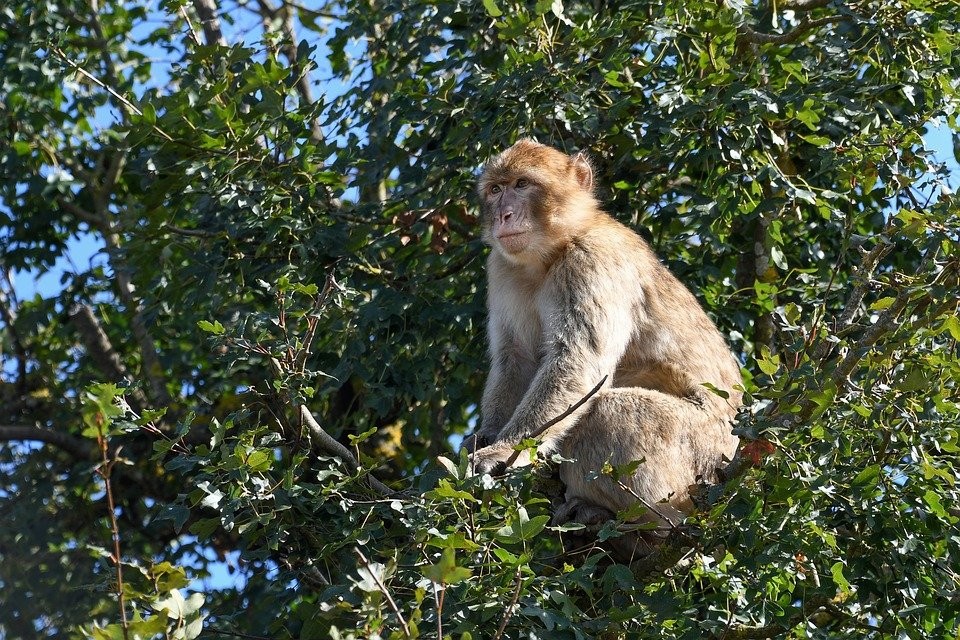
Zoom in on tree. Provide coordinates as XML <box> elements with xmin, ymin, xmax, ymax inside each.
<box><xmin>1</xmin><ymin>0</ymin><xmax>958</xmax><ymax>638</ymax></box>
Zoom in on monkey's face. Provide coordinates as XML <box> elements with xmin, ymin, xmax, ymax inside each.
<box><xmin>482</xmin><ymin>175</ymin><xmax>538</xmax><ymax>257</ymax></box>
<box><xmin>478</xmin><ymin>140</ymin><xmax>562</xmax><ymax>262</ymax></box>
<box><xmin>478</xmin><ymin>139</ymin><xmax>597</xmax><ymax>264</ymax></box>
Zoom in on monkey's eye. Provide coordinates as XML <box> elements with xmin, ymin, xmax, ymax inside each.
<box><xmin>516</xmin><ymin>178</ymin><xmax>529</xmax><ymax>188</ymax></box>
<box><xmin>490</xmin><ymin>185</ymin><xmax>502</xmax><ymax>194</ymax></box>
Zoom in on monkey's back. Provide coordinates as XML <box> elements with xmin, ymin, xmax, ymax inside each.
<box><xmin>573</xmin><ymin>214</ymin><xmax>742</xmax><ymax>414</ymax></box>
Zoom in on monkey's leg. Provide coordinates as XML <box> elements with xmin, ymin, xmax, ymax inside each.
<box><xmin>555</xmin><ymin>387</ymin><xmax>734</xmax><ymax>559</ymax></box>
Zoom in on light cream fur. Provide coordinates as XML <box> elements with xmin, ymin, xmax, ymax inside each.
<box><xmin>470</xmin><ymin>140</ymin><xmax>742</xmax><ymax>557</ymax></box>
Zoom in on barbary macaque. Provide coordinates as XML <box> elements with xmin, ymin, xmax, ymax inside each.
<box><xmin>467</xmin><ymin>139</ymin><xmax>742</xmax><ymax>554</ymax></box>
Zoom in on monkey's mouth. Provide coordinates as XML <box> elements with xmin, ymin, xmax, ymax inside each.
<box><xmin>496</xmin><ymin>231</ymin><xmax>529</xmax><ymax>252</ymax></box>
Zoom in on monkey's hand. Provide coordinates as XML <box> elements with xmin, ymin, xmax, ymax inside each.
<box><xmin>460</xmin><ymin>431</ymin><xmax>494</xmax><ymax>455</ymax></box>
<box><xmin>470</xmin><ymin>441</ymin><xmax>524</xmax><ymax>476</ymax></box>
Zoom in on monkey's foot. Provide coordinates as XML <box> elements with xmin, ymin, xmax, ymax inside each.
<box><xmin>552</xmin><ymin>497</ymin><xmax>615</xmax><ymax>528</ymax></box>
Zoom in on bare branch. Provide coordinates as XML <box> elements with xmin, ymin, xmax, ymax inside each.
<box><xmin>69</xmin><ymin>304</ymin><xmax>149</xmax><ymax>412</ymax></box>
<box><xmin>100</xmin><ymin>233</ymin><xmax>172</xmax><ymax>407</ymax></box>
<box><xmin>0</xmin><ymin>424</ymin><xmax>95</xmax><ymax>459</ymax></box>
<box><xmin>491</xmin><ymin>567</ymin><xmax>524</xmax><ymax>640</ymax></box>
<box><xmin>50</xmin><ymin>47</ymin><xmax>174</xmax><ymax>143</ymax></box>
<box><xmin>738</xmin><ymin>15</ymin><xmax>850</xmax><ymax>46</ymax></box>
<box><xmin>780</xmin><ymin>0</ymin><xmax>834</xmax><ymax>9</ymax></box>
<box><xmin>831</xmin><ymin>286</ymin><xmax>912</xmax><ymax>385</ymax></box>
<box><xmin>162</xmin><ymin>222</ymin><xmax>219</xmax><ymax>239</ymax></box>
<box><xmin>0</xmin><ymin>277</ymin><xmax>28</xmax><ymax>391</ymax></box>
<box><xmin>191</xmin><ymin>0</ymin><xmax>227</xmax><ymax>47</ymax></box>
<box><xmin>55</xmin><ymin>196</ymin><xmax>107</xmax><ymax>230</ymax></box>
<box><xmin>298</xmin><ymin>405</ymin><xmax>393</xmax><ymax>496</ymax></box>
<box><xmin>809</xmin><ymin>237</ymin><xmax>894</xmax><ymax>362</ymax></box>
<box><xmin>92</xmin><ymin>417</ymin><xmax>130</xmax><ymax>635</ymax></box>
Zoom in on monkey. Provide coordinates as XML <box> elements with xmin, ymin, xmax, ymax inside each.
<box><xmin>466</xmin><ymin>139</ymin><xmax>742</xmax><ymax>557</ymax></box>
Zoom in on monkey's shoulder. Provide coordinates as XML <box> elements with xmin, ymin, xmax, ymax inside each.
<box><xmin>556</xmin><ymin>217</ymin><xmax>654</xmax><ymax>272</ymax></box>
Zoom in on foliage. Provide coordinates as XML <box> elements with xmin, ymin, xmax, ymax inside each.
<box><xmin>1</xmin><ymin>0</ymin><xmax>958</xmax><ymax>638</ymax></box>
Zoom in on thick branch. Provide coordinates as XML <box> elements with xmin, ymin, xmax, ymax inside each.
<box><xmin>255</xmin><ymin>0</ymin><xmax>324</xmax><ymax>144</ymax></box>
<box><xmin>780</xmin><ymin>0</ymin><xmax>833</xmax><ymax>9</ymax></box>
<box><xmin>191</xmin><ymin>0</ymin><xmax>227</xmax><ymax>46</ymax></box>
<box><xmin>100</xmin><ymin>233</ymin><xmax>172</xmax><ymax>407</ymax></box>
<box><xmin>0</xmin><ymin>424</ymin><xmax>95</xmax><ymax>459</ymax></box>
<box><xmin>0</xmin><ymin>275</ymin><xmax>27</xmax><ymax>391</ymax></box>
<box><xmin>298</xmin><ymin>405</ymin><xmax>393</xmax><ymax>496</ymax></box>
<box><xmin>69</xmin><ymin>303</ymin><xmax>148</xmax><ymax>412</ymax></box>
<box><xmin>810</xmin><ymin>237</ymin><xmax>894</xmax><ymax>362</ymax></box>
<box><xmin>738</xmin><ymin>15</ymin><xmax>849</xmax><ymax>45</ymax></box>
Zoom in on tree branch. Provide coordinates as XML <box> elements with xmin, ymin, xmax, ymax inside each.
<box><xmin>810</xmin><ymin>235</ymin><xmax>894</xmax><ymax>362</ymax></box>
<box><xmin>502</xmin><ymin>376</ymin><xmax>608</xmax><ymax>468</ymax></box>
<box><xmin>0</xmin><ymin>274</ymin><xmax>28</xmax><ymax>392</ymax></box>
<box><xmin>355</xmin><ymin>548</ymin><xmax>411</xmax><ymax>638</ymax></box>
<box><xmin>737</xmin><ymin>15</ymin><xmax>850</xmax><ymax>46</ymax></box>
<box><xmin>779</xmin><ymin>0</ymin><xmax>834</xmax><ymax>10</ymax></box>
<box><xmin>0</xmin><ymin>424</ymin><xmax>95</xmax><ymax>459</ymax></box>
<box><xmin>191</xmin><ymin>0</ymin><xmax>227</xmax><ymax>46</ymax></box>
<box><xmin>298</xmin><ymin>405</ymin><xmax>393</xmax><ymax>496</ymax></box>
<box><xmin>69</xmin><ymin>303</ymin><xmax>149</xmax><ymax>413</ymax></box>
<box><xmin>254</xmin><ymin>0</ymin><xmax>324</xmax><ymax>144</ymax></box>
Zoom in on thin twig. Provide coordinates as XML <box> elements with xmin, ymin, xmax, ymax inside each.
<box><xmin>503</xmin><ymin>376</ymin><xmax>607</xmax><ymax>467</ymax></box>
<box><xmin>50</xmin><ymin>47</ymin><xmax>174</xmax><ymax>141</ymax></box>
<box><xmin>431</xmin><ymin>578</ymin><xmax>443</xmax><ymax>639</ymax></box>
<box><xmin>354</xmin><ymin>548</ymin><xmax>412</xmax><ymax>639</ymax></box>
<box><xmin>491</xmin><ymin>568</ymin><xmax>524</xmax><ymax>640</ymax></box>
<box><xmin>614</xmin><ymin>478</ymin><xmax>679</xmax><ymax>528</ymax></box>
<box><xmin>95</xmin><ymin>431</ymin><xmax>129</xmax><ymax>640</ymax></box>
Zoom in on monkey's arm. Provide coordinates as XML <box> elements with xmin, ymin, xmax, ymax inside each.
<box><xmin>465</xmin><ymin>320</ymin><xmax>537</xmax><ymax>452</ymax></box>
<box><xmin>476</xmin><ymin>253</ymin><xmax>636</xmax><ymax>466</ymax></box>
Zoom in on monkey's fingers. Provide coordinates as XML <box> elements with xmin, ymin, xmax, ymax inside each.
<box><xmin>472</xmin><ymin>453</ymin><xmax>509</xmax><ymax>477</ymax></box>
<box><xmin>461</xmin><ymin>432</ymin><xmax>488</xmax><ymax>454</ymax></box>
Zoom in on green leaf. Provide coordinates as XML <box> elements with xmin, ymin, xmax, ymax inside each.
<box><xmin>422</xmin><ymin>548</ymin><xmax>471</xmax><ymax>585</ymax></box>
<box><xmin>851</xmin><ymin>465</ymin><xmax>881</xmax><ymax>489</ymax></box>
<box><xmin>197</xmin><ymin>319</ymin><xmax>226</xmax><ymax>334</ymax></box>
<box><xmin>426</xmin><ymin>479</ymin><xmax>476</xmax><ymax>502</ymax></box>
<box><xmin>245</xmin><ymin>449</ymin><xmax>272</xmax><ymax>471</ymax></box>
<box><xmin>756</xmin><ymin>347</ymin><xmax>781</xmax><ymax>375</ymax></box>
<box><xmin>831</xmin><ymin>562</ymin><xmax>851</xmax><ymax>595</ymax></box>
<box><xmin>941</xmin><ymin>315</ymin><xmax>960</xmax><ymax>341</ymax></box>
<box><xmin>347</xmin><ymin>425</ymin><xmax>377</xmax><ymax>445</ymax></box>
<box><xmin>150</xmin><ymin>562</ymin><xmax>192</xmax><ymax>591</ymax></box>
<box><xmin>496</xmin><ymin>508</ymin><xmax>550</xmax><ymax>543</ymax></box>
<box><xmin>425</xmin><ymin>532</ymin><xmax>480</xmax><ymax>551</ymax></box>
<box><xmin>870</xmin><ymin>297</ymin><xmax>896</xmax><ymax>311</ymax></box>
<box><xmin>922</xmin><ymin>490</ymin><xmax>947</xmax><ymax>518</ymax></box>
<box><xmin>482</xmin><ymin>0</ymin><xmax>502</xmax><ymax>17</ymax></box>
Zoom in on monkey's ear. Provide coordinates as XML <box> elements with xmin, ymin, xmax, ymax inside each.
<box><xmin>571</xmin><ymin>151</ymin><xmax>594</xmax><ymax>192</ymax></box>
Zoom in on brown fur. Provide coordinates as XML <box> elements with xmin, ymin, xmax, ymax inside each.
<box><xmin>468</xmin><ymin>140</ymin><xmax>742</xmax><ymax>558</ymax></box>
